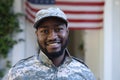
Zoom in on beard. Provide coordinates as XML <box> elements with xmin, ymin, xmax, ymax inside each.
<box><xmin>37</xmin><ymin>39</ymin><xmax>68</xmax><ymax>59</ymax></box>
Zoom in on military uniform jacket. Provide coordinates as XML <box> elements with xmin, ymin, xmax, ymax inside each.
<box><xmin>4</xmin><ymin>49</ymin><xmax>96</xmax><ymax>80</ymax></box>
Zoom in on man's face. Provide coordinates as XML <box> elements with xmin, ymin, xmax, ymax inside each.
<box><xmin>36</xmin><ymin>18</ymin><xmax>69</xmax><ymax>58</ymax></box>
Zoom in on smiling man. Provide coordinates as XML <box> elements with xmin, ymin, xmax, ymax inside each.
<box><xmin>4</xmin><ymin>7</ymin><xmax>96</xmax><ymax>80</ymax></box>
<box><xmin>35</xmin><ymin>16</ymin><xmax>69</xmax><ymax>66</ymax></box>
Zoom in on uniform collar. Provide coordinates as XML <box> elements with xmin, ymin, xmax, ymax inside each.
<box><xmin>38</xmin><ymin>48</ymin><xmax>72</xmax><ymax>67</ymax></box>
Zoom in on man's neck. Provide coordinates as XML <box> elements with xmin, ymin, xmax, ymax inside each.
<box><xmin>51</xmin><ymin>51</ymin><xmax>65</xmax><ymax>67</ymax></box>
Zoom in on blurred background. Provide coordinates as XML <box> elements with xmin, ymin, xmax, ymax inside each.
<box><xmin>0</xmin><ymin>0</ymin><xmax>120</xmax><ymax>80</ymax></box>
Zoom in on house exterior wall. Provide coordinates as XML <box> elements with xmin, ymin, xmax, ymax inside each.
<box><xmin>84</xmin><ymin>30</ymin><xmax>103</xmax><ymax>80</ymax></box>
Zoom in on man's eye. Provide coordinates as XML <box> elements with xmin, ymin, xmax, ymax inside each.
<box><xmin>55</xmin><ymin>28</ymin><xmax>63</xmax><ymax>32</ymax></box>
<box><xmin>41</xmin><ymin>30</ymin><xmax>49</xmax><ymax>34</ymax></box>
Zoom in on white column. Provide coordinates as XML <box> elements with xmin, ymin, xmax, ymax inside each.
<box><xmin>11</xmin><ymin>0</ymin><xmax>26</xmax><ymax>65</ymax></box>
<box><xmin>104</xmin><ymin>0</ymin><xmax>113</xmax><ymax>80</ymax></box>
<box><xmin>112</xmin><ymin>0</ymin><xmax>120</xmax><ymax>79</ymax></box>
<box><xmin>104</xmin><ymin>0</ymin><xmax>120</xmax><ymax>80</ymax></box>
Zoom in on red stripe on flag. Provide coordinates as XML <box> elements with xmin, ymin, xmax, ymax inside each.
<box><xmin>56</xmin><ymin>1</ymin><xmax>104</xmax><ymax>6</ymax></box>
<box><xmin>68</xmin><ymin>19</ymin><xmax>103</xmax><ymax>23</ymax></box>
<box><xmin>69</xmin><ymin>27</ymin><xmax>103</xmax><ymax>30</ymax></box>
<box><xmin>25</xmin><ymin>1</ymin><xmax>39</xmax><ymax>12</ymax></box>
<box><xmin>63</xmin><ymin>10</ymin><xmax>104</xmax><ymax>14</ymax></box>
<box><xmin>26</xmin><ymin>9</ymin><xmax>35</xmax><ymax>19</ymax></box>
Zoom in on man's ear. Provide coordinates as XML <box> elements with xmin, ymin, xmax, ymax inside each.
<box><xmin>65</xmin><ymin>24</ymin><xmax>69</xmax><ymax>34</ymax></box>
<box><xmin>35</xmin><ymin>30</ymin><xmax>38</xmax><ymax>36</ymax></box>
<box><xmin>67</xmin><ymin>27</ymin><xmax>69</xmax><ymax>34</ymax></box>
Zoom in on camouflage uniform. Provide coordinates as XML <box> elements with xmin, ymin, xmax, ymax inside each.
<box><xmin>4</xmin><ymin>49</ymin><xmax>96</xmax><ymax>80</ymax></box>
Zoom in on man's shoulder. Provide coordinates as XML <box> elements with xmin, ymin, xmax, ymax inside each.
<box><xmin>72</xmin><ymin>57</ymin><xmax>88</xmax><ymax>68</ymax></box>
<box><xmin>70</xmin><ymin>57</ymin><xmax>96</xmax><ymax>80</ymax></box>
<box><xmin>13</xmin><ymin>55</ymin><xmax>36</xmax><ymax>68</ymax></box>
<box><xmin>5</xmin><ymin>55</ymin><xmax>39</xmax><ymax>79</ymax></box>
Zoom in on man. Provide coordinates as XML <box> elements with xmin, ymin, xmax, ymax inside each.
<box><xmin>4</xmin><ymin>7</ymin><xmax>96</xmax><ymax>80</ymax></box>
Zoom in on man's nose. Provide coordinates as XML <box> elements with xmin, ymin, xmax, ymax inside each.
<box><xmin>48</xmin><ymin>30</ymin><xmax>58</xmax><ymax>40</ymax></box>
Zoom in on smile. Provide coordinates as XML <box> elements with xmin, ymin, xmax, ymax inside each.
<box><xmin>46</xmin><ymin>41</ymin><xmax>61</xmax><ymax>47</ymax></box>
<box><xmin>46</xmin><ymin>40</ymin><xmax>61</xmax><ymax>44</ymax></box>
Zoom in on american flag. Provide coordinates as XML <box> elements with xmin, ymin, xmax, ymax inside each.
<box><xmin>25</xmin><ymin>0</ymin><xmax>104</xmax><ymax>30</ymax></box>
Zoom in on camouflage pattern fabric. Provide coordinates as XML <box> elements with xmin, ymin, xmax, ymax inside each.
<box><xmin>3</xmin><ymin>50</ymin><xmax>96</xmax><ymax>80</ymax></box>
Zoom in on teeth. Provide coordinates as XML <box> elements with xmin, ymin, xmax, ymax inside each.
<box><xmin>47</xmin><ymin>41</ymin><xmax>60</xmax><ymax>45</ymax></box>
<box><xmin>49</xmin><ymin>43</ymin><xmax>58</xmax><ymax>45</ymax></box>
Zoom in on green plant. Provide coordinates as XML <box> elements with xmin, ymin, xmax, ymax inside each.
<box><xmin>0</xmin><ymin>0</ymin><xmax>22</xmax><ymax>78</ymax></box>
